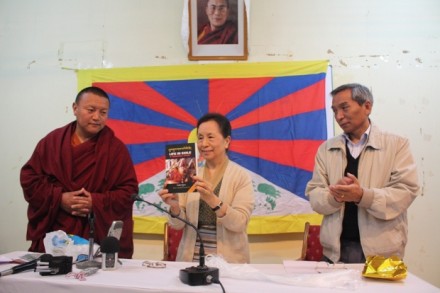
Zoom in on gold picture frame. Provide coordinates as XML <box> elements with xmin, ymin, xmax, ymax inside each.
<box><xmin>188</xmin><ymin>0</ymin><xmax>248</xmax><ymax>61</ymax></box>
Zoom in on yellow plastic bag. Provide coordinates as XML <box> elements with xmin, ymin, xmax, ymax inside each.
<box><xmin>362</xmin><ymin>255</ymin><xmax>407</xmax><ymax>280</ymax></box>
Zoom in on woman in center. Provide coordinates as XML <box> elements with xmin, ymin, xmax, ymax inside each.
<box><xmin>158</xmin><ymin>113</ymin><xmax>255</xmax><ymax>263</ymax></box>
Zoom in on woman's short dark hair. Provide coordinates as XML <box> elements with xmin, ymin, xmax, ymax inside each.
<box><xmin>197</xmin><ymin>112</ymin><xmax>231</xmax><ymax>138</ymax></box>
<box><xmin>75</xmin><ymin>86</ymin><xmax>110</xmax><ymax>104</ymax></box>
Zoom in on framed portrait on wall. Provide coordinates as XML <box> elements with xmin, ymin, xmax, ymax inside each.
<box><xmin>188</xmin><ymin>0</ymin><xmax>248</xmax><ymax>60</ymax></box>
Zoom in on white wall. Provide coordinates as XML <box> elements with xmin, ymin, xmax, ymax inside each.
<box><xmin>1</xmin><ymin>0</ymin><xmax>439</xmax><ymax>288</ymax></box>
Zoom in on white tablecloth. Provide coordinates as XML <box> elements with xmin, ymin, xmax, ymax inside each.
<box><xmin>0</xmin><ymin>251</ymin><xmax>438</xmax><ymax>293</ymax></box>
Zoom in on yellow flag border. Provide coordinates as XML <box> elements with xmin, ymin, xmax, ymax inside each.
<box><xmin>134</xmin><ymin>214</ymin><xmax>323</xmax><ymax>235</ymax></box>
<box><xmin>77</xmin><ymin>60</ymin><xmax>328</xmax><ymax>89</ymax></box>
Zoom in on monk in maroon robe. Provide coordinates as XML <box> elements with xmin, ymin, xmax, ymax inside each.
<box><xmin>198</xmin><ymin>21</ymin><xmax>238</xmax><ymax>44</ymax></box>
<box><xmin>198</xmin><ymin>0</ymin><xmax>238</xmax><ymax>44</ymax></box>
<box><xmin>20</xmin><ymin>86</ymin><xmax>138</xmax><ymax>259</ymax></box>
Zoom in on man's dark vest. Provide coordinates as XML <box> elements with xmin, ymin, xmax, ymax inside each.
<box><xmin>340</xmin><ymin>143</ymin><xmax>361</xmax><ymax>242</ymax></box>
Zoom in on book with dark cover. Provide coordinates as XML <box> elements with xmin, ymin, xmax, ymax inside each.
<box><xmin>165</xmin><ymin>143</ymin><xmax>198</xmax><ymax>193</ymax></box>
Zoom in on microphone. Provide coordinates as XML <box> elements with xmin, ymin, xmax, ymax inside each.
<box><xmin>76</xmin><ymin>212</ymin><xmax>101</xmax><ymax>269</ymax></box>
<box><xmin>101</xmin><ymin>236</ymin><xmax>120</xmax><ymax>270</ymax></box>
<box><xmin>0</xmin><ymin>259</ymin><xmax>38</xmax><ymax>277</ymax></box>
<box><xmin>132</xmin><ymin>194</ymin><xmax>219</xmax><ymax>286</ymax></box>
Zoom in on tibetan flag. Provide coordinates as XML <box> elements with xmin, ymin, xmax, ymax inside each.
<box><xmin>77</xmin><ymin>61</ymin><xmax>332</xmax><ymax>234</ymax></box>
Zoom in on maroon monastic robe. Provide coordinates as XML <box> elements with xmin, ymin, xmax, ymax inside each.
<box><xmin>197</xmin><ymin>21</ymin><xmax>238</xmax><ymax>44</ymax></box>
<box><xmin>20</xmin><ymin>122</ymin><xmax>138</xmax><ymax>258</ymax></box>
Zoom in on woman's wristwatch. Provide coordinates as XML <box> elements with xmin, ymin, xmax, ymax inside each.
<box><xmin>211</xmin><ymin>201</ymin><xmax>223</xmax><ymax>212</ymax></box>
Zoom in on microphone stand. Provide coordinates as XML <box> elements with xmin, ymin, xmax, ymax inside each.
<box><xmin>76</xmin><ymin>212</ymin><xmax>101</xmax><ymax>269</ymax></box>
<box><xmin>132</xmin><ymin>194</ymin><xmax>219</xmax><ymax>286</ymax></box>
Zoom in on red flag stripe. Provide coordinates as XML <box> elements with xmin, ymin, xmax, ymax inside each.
<box><xmin>231</xmin><ymin>139</ymin><xmax>323</xmax><ymax>172</ymax></box>
<box><xmin>134</xmin><ymin>157</ymin><xmax>164</xmax><ymax>183</ymax></box>
<box><xmin>232</xmin><ymin>79</ymin><xmax>325</xmax><ymax>129</ymax></box>
<box><xmin>107</xmin><ymin>120</ymin><xmax>190</xmax><ymax>144</ymax></box>
<box><xmin>208</xmin><ymin>77</ymin><xmax>273</xmax><ymax>114</ymax></box>
<box><xmin>94</xmin><ymin>82</ymin><xmax>197</xmax><ymax>126</ymax></box>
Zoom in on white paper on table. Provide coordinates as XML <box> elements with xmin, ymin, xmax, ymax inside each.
<box><xmin>283</xmin><ymin>260</ymin><xmax>364</xmax><ymax>274</ymax></box>
<box><xmin>205</xmin><ymin>255</ymin><xmax>363</xmax><ymax>290</ymax></box>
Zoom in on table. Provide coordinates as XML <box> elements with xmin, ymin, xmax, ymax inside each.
<box><xmin>0</xmin><ymin>251</ymin><xmax>438</xmax><ymax>293</ymax></box>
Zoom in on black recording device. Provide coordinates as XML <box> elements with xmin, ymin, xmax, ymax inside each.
<box><xmin>35</xmin><ymin>254</ymin><xmax>73</xmax><ymax>276</ymax></box>
<box><xmin>132</xmin><ymin>194</ymin><xmax>219</xmax><ymax>286</ymax></box>
<box><xmin>101</xmin><ymin>236</ymin><xmax>120</xmax><ymax>270</ymax></box>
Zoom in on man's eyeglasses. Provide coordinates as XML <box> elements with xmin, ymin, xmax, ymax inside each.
<box><xmin>207</xmin><ymin>5</ymin><xmax>227</xmax><ymax>13</ymax></box>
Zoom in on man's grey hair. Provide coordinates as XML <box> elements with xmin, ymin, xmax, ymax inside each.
<box><xmin>330</xmin><ymin>83</ymin><xmax>374</xmax><ymax>105</ymax></box>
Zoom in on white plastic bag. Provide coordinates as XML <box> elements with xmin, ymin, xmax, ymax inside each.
<box><xmin>43</xmin><ymin>230</ymin><xmax>99</xmax><ymax>262</ymax></box>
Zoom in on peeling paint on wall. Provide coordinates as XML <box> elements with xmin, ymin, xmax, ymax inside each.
<box><xmin>27</xmin><ymin>60</ymin><xmax>36</xmax><ymax>69</ymax></box>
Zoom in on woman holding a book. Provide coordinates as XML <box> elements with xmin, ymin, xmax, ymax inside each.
<box><xmin>158</xmin><ymin>113</ymin><xmax>255</xmax><ymax>263</ymax></box>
